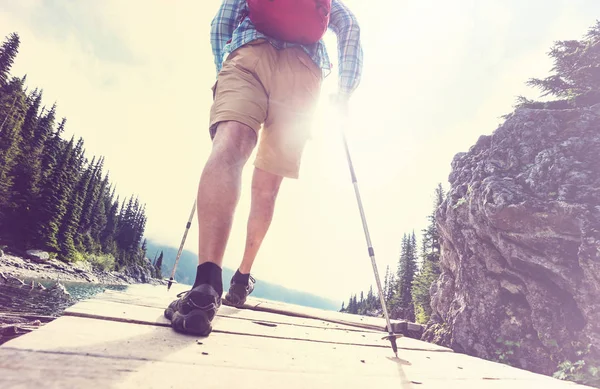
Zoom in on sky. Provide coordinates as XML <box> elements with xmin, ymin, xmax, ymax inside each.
<box><xmin>1</xmin><ymin>0</ymin><xmax>599</xmax><ymax>304</ymax></box>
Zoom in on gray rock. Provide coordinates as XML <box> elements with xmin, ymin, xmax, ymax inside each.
<box><xmin>46</xmin><ymin>281</ymin><xmax>71</xmax><ymax>299</ymax></box>
<box><xmin>123</xmin><ymin>261</ymin><xmax>154</xmax><ymax>284</ymax></box>
<box><xmin>26</xmin><ymin>250</ymin><xmax>50</xmax><ymax>263</ymax></box>
<box><xmin>423</xmin><ymin>106</ymin><xmax>600</xmax><ymax>375</ymax></box>
<box><xmin>7</xmin><ymin>275</ymin><xmax>25</xmax><ymax>286</ymax></box>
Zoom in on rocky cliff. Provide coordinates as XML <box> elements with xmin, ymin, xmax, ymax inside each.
<box><xmin>423</xmin><ymin>104</ymin><xmax>600</xmax><ymax>375</ymax></box>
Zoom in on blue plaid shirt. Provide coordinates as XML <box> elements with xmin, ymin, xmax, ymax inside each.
<box><xmin>210</xmin><ymin>0</ymin><xmax>363</xmax><ymax>96</ymax></box>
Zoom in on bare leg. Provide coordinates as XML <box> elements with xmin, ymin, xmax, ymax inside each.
<box><xmin>197</xmin><ymin>121</ymin><xmax>257</xmax><ymax>267</ymax></box>
<box><xmin>238</xmin><ymin>167</ymin><xmax>284</xmax><ymax>274</ymax></box>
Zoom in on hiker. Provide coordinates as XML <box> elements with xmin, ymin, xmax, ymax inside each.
<box><xmin>164</xmin><ymin>0</ymin><xmax>363</xmax><ymax>336</ymax></box>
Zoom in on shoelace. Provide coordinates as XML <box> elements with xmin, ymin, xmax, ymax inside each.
<box><xmin>176</xmin><ymin>290</ymin><xmax>189</xmax><ymax>298</ymax></box>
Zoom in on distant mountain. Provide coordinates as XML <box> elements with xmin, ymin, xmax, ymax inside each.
<box><xmin>145</xmin><ymin>239</ymin><xmax>340</xmax><ymax>311</ymax></box>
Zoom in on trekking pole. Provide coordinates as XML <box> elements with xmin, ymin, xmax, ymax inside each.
<box><xmin>337</xmin><ymin>108</ymin><xmax>401</xmax><ymax>358</ymax></box>
<box><xmin>167</xmin><ymin>199</ymin><xmax>197</xmax><ymax>291</ymax></box>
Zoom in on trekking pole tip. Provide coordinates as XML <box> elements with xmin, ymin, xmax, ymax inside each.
<box><xmin>382</xmin><ymin>333</ymin><xmax>401</xmax><ymax>358</ymax></box>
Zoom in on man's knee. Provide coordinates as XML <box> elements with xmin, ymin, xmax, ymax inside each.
<box><xmin>211</xmin><ymin>121</ymin><xmax>257</xmax><ymax>164</ymax></box>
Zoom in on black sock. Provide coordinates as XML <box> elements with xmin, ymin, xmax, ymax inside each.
<box><xmin>193</xmin><ymin>262</ymin><xmax>223</xmax><ymax>295</ymax></box>
<box><xmin>233</xmin><ymin>269</ymin><xmax>250</xmax><ymax>285</ymax></box>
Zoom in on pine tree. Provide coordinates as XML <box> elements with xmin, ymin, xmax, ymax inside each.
<box><xmin>101</xmin><ymin>193</ymin><xmax>119</xmax><ymax>257</ymax></box>
<box><xmin>40</xmin><ymin>116</ymin><xmax>65</xmax><ymax>183</ymax></box>
<box><xmin>155</xmin><ymin>250</ymin><xmax>163</xmax><ymax>278</ymax></box>
<box><xmin>141</xmin><ymin>238</ymin><xmax>147</xmax><ymax>258</ymax></box>
<box><xmin>386</xmin><ymin>273</ymin><xmax>396</xmax><ymax>308</ymax></box>
<box><xmin>6</xmin><ymin>90</ymin><xmax>46</xmax><ymax>247</ymax></box>
<box><xmin>0</xmin><ymin>32</ymin><xmax>19</xmax><ymax>87</ymax></box>
<box><xmin>393</xmin><ymin>233</ymin><xmax>417</xmax><ymax>321</ymax></box>
<box><xmin>79</xmin><ymin>158</ymin><xmax>104</xmax><ymax>236</ymax></box>
<box><xmin>383</xmin><ymin>265</ymin><xmax>390</xmax><ymax>305</ymax></box>
<box><xmin>35</xmin><ymin>136</ymin><xmax>76</xmax><ymax>251</ymax></box>
<box><xmin>518</xmin><ymin>20</ymin><xmax>600</xmax><ymax>108</ymax></box>
<box><xmin>0</xmin><ymin>77</ymin><xmax>27</xmax><ymax>223</ymax></box>
<box><xmin>59</xmin><ymin>144</ymin><xmax>91</xmax><ymax>259</ymax></box>
<box><xmin>412</xmin><ymin>184</ymin><xmax>445</xmax><ymax>324</ymax></box>
<box><xmin>89</xmin><ymin>173</ymin><xmax>110</xmax><ymax>251</ymax></box>
<box><xmin>367</xmin><ymin>286</ymin><xmax>374</xmax><ymax>311</ymax></box>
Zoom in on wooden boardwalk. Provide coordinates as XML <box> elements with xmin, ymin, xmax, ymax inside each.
<box><xmin>0</xmin><ymin>284</ymin><xmax>589</xmax><ymax>388</ymax></box>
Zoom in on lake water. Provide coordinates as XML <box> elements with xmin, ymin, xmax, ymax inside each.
<box><xmin>0</xmin><ymin>278</ymin><xmax>128</xmax><ymax>317</ymax></box>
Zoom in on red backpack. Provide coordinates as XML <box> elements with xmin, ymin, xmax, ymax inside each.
<box><xmin>247</xmin><ymin>0</ymin><xmax>332</xmax><ymax>45</ymax></box>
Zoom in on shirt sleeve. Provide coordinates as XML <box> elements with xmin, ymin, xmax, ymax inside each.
<box><xmin>328</xmin><ymin>0</ymin><xmax>364</xmax><ymax>97</ymax></box>
<box><xmin>210</xmin><ymin>0</ymin><xmax>245</xmax><ymax>76</ymax></box>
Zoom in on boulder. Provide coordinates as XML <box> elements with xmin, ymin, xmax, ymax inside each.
<box><xmin>423</xmin><ymin>105</ymin><xmax>600</xmax><ymax>375</ymax></box>
<box><xmin>26</xmin><ymin>250</ymin><xmax>50</xmax><ymax>263</ymax></box>
<box><xmin>46</xmin><ymin>281</ymin><xmax>71</xmax><ymax>299</ymax></box>
<box><xmin>123</xmin><ymin>262</ymin><xmax>153</xmax><ymax>284</ymax></box>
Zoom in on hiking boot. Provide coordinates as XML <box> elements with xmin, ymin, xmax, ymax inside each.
<box><xmin>224</xmin><ymin>274</ymin><xmax>255</xmax><ymax>307</ymax></box>
<box><xmin>164</xmin><ymin>284</ymin><xmax>221</xmax><ymax>336</ymax></box>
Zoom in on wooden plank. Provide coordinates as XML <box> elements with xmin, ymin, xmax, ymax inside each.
<box><xmin>1</xmin><ymin>349</ymin><xmax>584</xmax><ymax>389</ymax></box>
<box><xmin>251</xmin><ymin>299</ymin><xmax>409</xmax><ymax>332</ymax></box>
<box><xmin>2</xmin><ymin>316</ymin><xmax>401</xmax><ymax>373</ymax></box>
<box><xmin>94</xmin><ymin>289</ymin><xmax>379</xmax><ymax>333</ymax></box>
<box><xmin>63</xmin><ymin>299</ymin><xmax>447</xmax><ymax>351</ymax></box>
<box><xmin>0</xmin><ymin>349</ymin><xmax>407</xmax><ymax>389</ymax></box>
<box><xmin>1</xmin><ymin>317</ymin><xmax>587</xmax><ymax>388</ymax></box>
<box><xmin>110</xmin><ymin>284</ymin><xmax>418</xmax><ymax>333</ymax></box>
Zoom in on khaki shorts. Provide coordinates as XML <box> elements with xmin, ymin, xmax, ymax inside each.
<box><xmin>209</xmin><ymin>39</ymin><xmax>322</xmax><ymax>179</ymax></box>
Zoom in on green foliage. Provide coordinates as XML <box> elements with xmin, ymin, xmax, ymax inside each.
<box><xmin>411</xmin><ymin>184</ymin><xmax>444</xmax><ymax>324</ymax></box>
<box><xmin>412</xmin><ymin>258</ymin><xmax>439</xmax><ymax>324</ymax></box>
<box><xmin>0</xmin><ymin>78</ymin><xmax>27</xmax><ymax>219</ymax></box>
<box><xmin>343</xmin><ymin>184</ymin><xmax>445</xmax><ymax>324</ymax></box>
<box><xmin>414</xmin><ymin>304</ymin><xmax>428</xmax><ymax>325</ymax></box>
<box><xmin>452</xmin><ymin>197</ymin><xmax>466</xmax><ymax>209</ymax></box>
<box><xmin>0</xmin><ymin>32</ymin><xmax>151</xmax><ymax>275</ymax></box>
<box><xmin>64</xmin><ymin>250</ymin><xmax>86</xmax><ymax>264</ymax></box>
<box><xmin>553</xmin><ymin>344</ymin><xmax>600</xmax><ymax>388</ymax></box>
<box><xmin>517</xmin><ymin>19</ymin><xmax>600</xmax><ymax>109</ymax></box>
<box><xmin>88</xmin><ymin>253</ymin><xmax>116</xmax><ymax>272</ymax></box>
<box><xmin>493</xmin><ymin>337</ymin><xmax>521</xmax><ymax>367</ymax></box>
<box><xmin>390</xmin><ymin>232</ymin><xmax>418</xmax><ymax>321</ymax></box>
<box><xmin>155</xmin><ymin>250</ymin><xmax>163</xmax><ymax>278</ymax></box>
<box><xmin>340</xmin><ymin>287</ymin><xmax>381</xmax><ymax>316</ymax></box>
<box><xmin>0</xmin><ymin>32</ymin><xmax>19</xmax><ymax>86</ymax></box>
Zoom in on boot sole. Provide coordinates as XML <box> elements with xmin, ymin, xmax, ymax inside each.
<box><xmin>169</xmin><ymin>291</ymin><xmax>219</xmax><ymax>336</ymax></box>
<box><xmin>171</xmin><ymin>309</ymin><xmax>212</xmax><ymax>336</ymax></box>
<box><xmin>224</xmin><ymin>292</ymin><xmax>246</xmax><ymax>308</ymax></box>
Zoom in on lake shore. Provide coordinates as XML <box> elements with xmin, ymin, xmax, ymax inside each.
<box><xmin>0</xmin><ymin>252</ymin><xmax>167</xmax><ymax>345</ymax></box>
<box><xmin>0</xmin><ymin>253</ymin><xmax>165</xmax><ymax>286</ymax></box>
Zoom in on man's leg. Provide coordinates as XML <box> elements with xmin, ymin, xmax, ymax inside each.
<box><xmin>165</xmin><ymin>120</ymin><xmax>256</xmax><ymax>336</ymax></box>
<box><xmin>197</xmin><ymin>120</ymin><xmax>257</xmax><ymax>270</ymax></box>
<box><xmin>239</xmin><ymin>167</ymin><xmax>284</xmax><ymax>274</ymax></box>
<box><xmin>224</xmin><ymin>166</ymin><xmax>282</xmax><ymax>306</ymax></box>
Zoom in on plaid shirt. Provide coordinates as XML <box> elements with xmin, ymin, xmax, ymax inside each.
<box><xmin>210</xmin><ymin>0</ymin><xmax>363</xmax><ymax>96</ymax></box>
